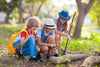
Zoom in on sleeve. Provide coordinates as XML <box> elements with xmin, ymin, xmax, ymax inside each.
<box><xmin>36</xmin><ymin>28</ymin><xmax>42</xmax><ymax>38</ymax></box>
<box><xmin>33</xmin><ymin>32</ymin><xmax>35</xmax><ymax>36</ymax></box>
<box><xmin>53</xmin><ymin>18</ymin><xmax>57</xmax><ymax>25</ymax></box>
<box><xmin>21</xmin><ymin>31</ymin><xmax>27</xmax><ymax>38</ymax></box>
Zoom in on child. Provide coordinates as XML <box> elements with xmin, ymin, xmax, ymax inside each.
<box><xmin>53</xmin><ymin>10</ymin><xmax>72</xmax><ymax>49</ymax></box>
<box><xmin>13</xmin><ymin>16</ymin><xmax>40</xmax><ymax>62</ymax></box>
<box><xmin>36</xmin><ymin>19</ymin><xmax>58</xmax><ymax>59</ymax></box>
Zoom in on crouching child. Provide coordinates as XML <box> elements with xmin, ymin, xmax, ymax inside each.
<box><xmin>13</xmin><ymin>17</ymin><xmax>40</xmax><ymax>62</ymax></box>
<box><xmin>35</xmin><ymin>19</ymin><xmax>58</xmax><ymax>59</ymax></box>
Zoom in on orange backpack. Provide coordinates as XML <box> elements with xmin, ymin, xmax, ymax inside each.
<box><xmin>7</xmin><ymin>30</ymin><xmax>28</xmax><ymax>54</ymax></box>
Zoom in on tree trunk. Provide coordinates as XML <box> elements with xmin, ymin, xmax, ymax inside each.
<box><xmin>73</xmin><ymin>12</ymin><xmax>85</xmax><ymax>38</ymax></box>
<box><xmin>5</xmin><ymin>13</ymin><xmax>9</xmax><ymax>24</ymax></box>
<box><xmin>50</xmin><ymin>54</ymin><xmax>89</xmax><ymax>64</ymax></box>
<box><xmin>5</xmin><ymin>17</ymin><xmax>9</xmax><ymax>24</ymax></box>
<box><xmin>29</xmin><ymin>3</ymin><xmax>34</xmax><ymax>17</ymax></box>
<box><xmin>46</xmin><ymin>10</ymin><xmax>50</xmax><ymax>18</ymax></box>
<box><xmin>35</xmin><ymin>4</ymin><xmax>43</xmax><ymax>16</ymax></box>
<box><xmin>18</xmin><ymin>0</ymin><xmax>22</xmax><ymax>23</ymax></box>
<box><xmin>73</xmin><ymin>0</ymin><xmax>95</xmax><ymax>39</ymax></box>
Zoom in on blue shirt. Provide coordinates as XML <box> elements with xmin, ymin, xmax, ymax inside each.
<box><xmin>53</xmin><ymin>18</ymin><xmax>64</xmax><ymax>32</ymax></box>
<box><xmin>35</xmin><ymin>27</ymin><xmax>55</xmax><ymax>43</ymax></box>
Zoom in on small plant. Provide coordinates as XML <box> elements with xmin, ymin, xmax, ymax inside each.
<box><xmin>90</xmin><ymin>33</ymin><xmax>98</xmax><ymax>39</ymax></box>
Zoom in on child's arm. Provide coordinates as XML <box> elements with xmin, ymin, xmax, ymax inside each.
<box><xmin>55</xmin><ymin>28</ymin><xmax>68</xmax><ymax>37</ymax></box>
<box><xmin>55</xmin><ymin>28</ymin><xmax>71</xmax><ymax>41</ymax></box>
<box><xmin>20</xmin><ymin>35</ymin><xmax>34</xmax><ymax>45</ymax></box>
<box><xmin>37</xmin><ymin>37</ymin><xmax>54</xmax><ymax>48</ymax></box>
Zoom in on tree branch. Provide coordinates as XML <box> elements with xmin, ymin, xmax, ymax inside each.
<box><xmin>76</xmin><ymin>0</ymin><xmax>86</xmax><ymax>13</ymax></box>
<box><xmin>85</xmin><ymin>0</ymin><xmax>95</xmax><ymax>15</ymax></box>
<box><xmin>76</xmin><ymin>0</ymin><xmax>81</xmax><ymax>7</ymax></box>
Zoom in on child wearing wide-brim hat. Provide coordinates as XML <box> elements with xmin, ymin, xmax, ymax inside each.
<box><xmin>35</xmin><ymin>18</ymin><xmax>58</xmax><ymax>59</ymax></box>
<box><xmin>53</xmin><ymin>10</ymin><xmax>73</xmax><ymax>49</ymax></box>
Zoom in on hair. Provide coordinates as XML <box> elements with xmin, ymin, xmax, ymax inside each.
<box><xmin>58</xmin><ymin>18</ymin><xmax>68</xmax><ymax>31</ymax></box>
<box><xmin>27</xmin><ymin>16</ymin><xmax>40</xmax><ymax>28</ymax></box>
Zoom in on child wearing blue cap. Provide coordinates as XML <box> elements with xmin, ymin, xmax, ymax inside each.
<box><xmin>53</xmin><ymin>10</ymin><xmax>73</xmax><ymax>48</ymax></box>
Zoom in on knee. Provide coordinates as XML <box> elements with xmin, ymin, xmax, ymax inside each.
<box><xmin>55</xmin><ymin>34</ymin><xmax>60</xmax><ymax>41</ymax></box>
<box><xmin>46</xmin><ymin>35</ymin><xmax>55</xmax><ymax>43</ymax></box>
<box><xmin>44</xmin><ymin>47</ymin><xmax>49</xmax><ymax>51</ymax></box>
<box><xmin>41</xmin><ymin>46</ymin><xmax>48</xmax><ymax>52</ymax></box>
<box><xmin>47</xmin><ymin>35</ymin><xmax>54</xmax><ymax>39</ymax></box>
<box><xmin>36</xmin><ymin>46</ymin><xmax>40</xmax><ymax>52</ymax></box>
<box><xmin>47</xmin><ymin>35</ymin><xmax>54</xmax><ymax>41</ymax></box>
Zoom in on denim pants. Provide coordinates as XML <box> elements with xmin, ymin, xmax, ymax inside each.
<box><xmin>13</xmin><ymin>37</ymin><xmax>37</xmax><ymax>57</ymax></box>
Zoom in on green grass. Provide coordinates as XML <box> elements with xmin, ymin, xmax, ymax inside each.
<box><xmin>83</xmin><ymin>24</ymin><xmax>100</xmax><ymax>30</ymax></box>
<box><xmin>0</xmin><ymin>24</ymin><xmax>25</xmax><ymax>47</ymax></box>
<box><xmin>0</xmin><ymin>24</ymin><xmax>100</xmax><ymax>67</ymax></box>
<box><xmin>0</xmin><ymin>24</ymin><xmax>100</xmax><ymax>53</ymax></box>
<box><xmin>0</xmin><ymin>24</ymin><xmax>25</xmax><ymax>33</ymax></box>
<box><xmin>60</xmin><ymin>27</ymin><xmax>100</xmax><ymax>53</ymax></box>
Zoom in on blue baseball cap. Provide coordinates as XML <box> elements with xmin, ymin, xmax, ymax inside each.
<box><xmin>59</xmin><ymin>10</ymin><xmax>70</xmax><ymax>21</ymax></box>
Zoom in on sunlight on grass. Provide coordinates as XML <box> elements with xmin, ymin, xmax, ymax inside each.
<box><xmin>0</xmin><ymin>24</ymin><xmax>100</xmax><ymax>54</ymax></box>
<box><xmin>0</xmin><ymin>24</ymin><xmax>25</xmax><ymax>32</ymax></box>
<box><xmin>0</xmin><ymin>24</ymin><xmax>25</xmax><ymax>46</ymax></box>
<box><xmin>60</xmin><ymin>27</ymin><xmax>100</xmax><ymax>53</ymax></box>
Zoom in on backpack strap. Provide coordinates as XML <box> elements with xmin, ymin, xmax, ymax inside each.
<box><xmin>23</xmin><ymin>30</ymin><xmax>28</xmax><ymax>37</ymax></box>
<box><xmin>41</xmin><ymin>29</ymin><xmax>44</xmax><ymax>36</ymax></box>
<box><xmin>15</xmin><ymin>30</ymin><xmax>28</xmax><ymax>54</ymax></box>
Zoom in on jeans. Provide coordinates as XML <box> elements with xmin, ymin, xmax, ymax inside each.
<box><xmin>13</xmin><ymin>37</ymin><xmax>37</xmax><ymax>57</ymax></box>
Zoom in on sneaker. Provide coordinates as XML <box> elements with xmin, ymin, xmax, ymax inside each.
<box><xmin>36</xmin><ymin>53</ymin><xmax>41</xmax><ymax>60</ymax></box>
<box><xmin>29</xmin><ymin>58</ymin><xmax>38</xmax><ymax>62</ymax></box>
<box><xmin>36</xmin><ymin>53</ymin><xmax>42</xmax><ymax>62</ymax></box>
<box><xmin>53</xmin><ymin>53</ymin><xmax>59</xmax><ymax>57</ymax></box>
<box><xmin>46</xmin><ymin>54</ymin><xmax>51</xmax><ymax>59</ymax></box>
<box><xmin>16</xmin><ymin>50</ymin><xmax>24</xmax><ymax>59</ymax></box>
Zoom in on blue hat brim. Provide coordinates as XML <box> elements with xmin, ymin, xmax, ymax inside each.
<box><xmin>59</xmin><ymin>13</ymin><xmax>70</xmax><ymax>21</ymax></box>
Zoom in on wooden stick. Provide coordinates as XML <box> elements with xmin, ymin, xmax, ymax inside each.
<box><xmin>63</xmin><ymin>12</ymin><xmax>76</xmax><ymax>55</ymax></box>
<box><xmin>50</xmin><ymin>54</ymin><xmax>89</xmax><ymax>64</ymax></box>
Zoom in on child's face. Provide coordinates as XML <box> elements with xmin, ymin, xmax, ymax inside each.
<box><xmin>30</xmin><ymin>26</ymin><xmax>38</xmax><ymax>32</ymax></box>
<box><xmin>45</xmin><ymin>28</ymin><xmax>53</xmax><ymax>33</ymax></box>
<box><xmin>60</xmin><ymin>19</ymin><xmax>66</xmax><ymax>24</ymax></box>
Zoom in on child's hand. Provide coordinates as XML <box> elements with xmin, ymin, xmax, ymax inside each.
<box><xmin>49</xmin><ymin>44</ymin><xmax>54</xmax><ymax>48</ymax></box>
<box><xmin>70</xmin><ymin>22</ymin><xmax>74</xmax><ymax>27</ymax></box>
<box><xmin>29</xmin><ymin>35</ymin><xmax>35</xmax><ymax>38</ymax></box>
<box><xmin>67</xmin><ymin>35</ymin><xmax>71</xmax><ymax>42</ymax></box>
<box><xmin>65</xmin><ymin>34</ymin><xmax>71</xmax><ymax>42</ymax></box>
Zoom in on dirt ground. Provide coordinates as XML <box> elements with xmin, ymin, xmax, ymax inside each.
<box><xmin>0</xmin><ymin>47</ymin><xmax>100</xmax><ymax>67</ymax></box>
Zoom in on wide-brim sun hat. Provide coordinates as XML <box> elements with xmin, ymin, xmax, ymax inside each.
<box><xmin>43</xmin><ymin>18</ymin><xmax>56</xmax><ymax>29</ymax></box>
<box><xmin>59</xmin><ymin>10</ymin><xmax>70</xmax><ymax>21</ymax></box>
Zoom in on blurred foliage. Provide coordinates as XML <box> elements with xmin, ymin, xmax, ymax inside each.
<box><xmin>42</xmin><ymin>0</ymin><xmax>68</xmax><ymax>18</ymax></box>
<box><xmin>60</xmin><ymin>29</ymin><xmax>100</xmax><ymax>53</ymax></box>
<box><xmin>25</xmin><ymin>0</ymin><xmax>47</xmax><ymax>4</ymax></box>
<box><xmin>90</xmin><ymin>33</ymin><xmax>98</xmax><ymax>39</ymax></box>
<box><xmin>0</xmin><ymin>0</ymin><xmax>20</xmax><ymax>18</ymax></box>
<box><xmin>25</xmin><ymin>0</ymin><xmax>47</xmax><ymax>16</ymax></box>
<box><xmin>0</xmin><ymin>24</ymin><xmax>24</xmax><ymax>32</ymax></box>
<box><xmin>0</xmin><ymin>24</ymin><xmax>100</xmax><ymax>53</ymax></box>
<box><xmin>0</xmin><ymin>24</ymin><xmax>25</xmax><ymax>47</ymax></box>
<box><xmin>89</xmin><ymin>0</ymin><xmax>100</xmax><ymax>26</ymax></box>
